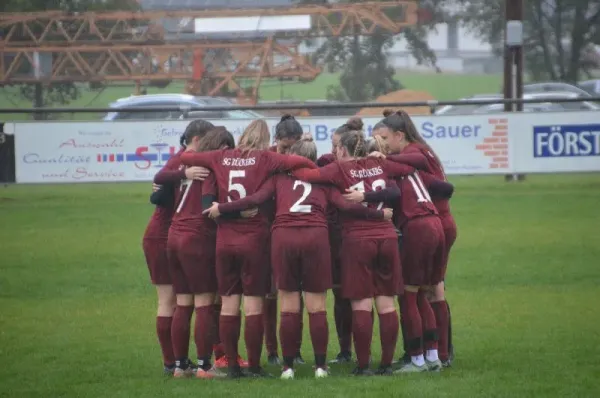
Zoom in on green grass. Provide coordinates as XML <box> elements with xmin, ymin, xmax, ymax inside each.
<box><xmin>1</xmin><ymin>174</ymin><xmax>600</xmax><ymax>397</ymax></box>
<box><xmin>0</xmin><ymin>71</ymin><xmax>501</xmax><ymax>120</ymax></box>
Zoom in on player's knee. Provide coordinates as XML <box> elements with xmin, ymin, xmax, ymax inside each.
<box><xmin>176</xmin><ymin>294</ymin><xmax>193</xmax><ymax>307</ymax></box>
<box><xmin>374</xmin><ymin>295</ymin><xmax>396</xmax><ymax>314</ymax></box>
<box><xmin>221</xmin><ymin>295</ymin><xmax>242</xmax><ymax>315</ymax></box>
<box><xmin>243</xmin><ymin>295</ymin><xmax>264</xmax><ymax>316</ymax></box>
<box><xmin>279</xmin><ymin>290</ymin><xmax>301</xmax><ymax>313</ymax></box>
<box><xmin>405</xmin><ymin>285</ymin><xmax>419</xmax><ymax>293</ymax></box>
<box><xmin>304</xmin><ymin>292</ymin><xmax>326</xmax><ymax>313</ymax></box>
<box><xmin>156</xmin><ymin>285</ymin><xmax>176</xmax><ymax>312</ymax></box>
<box><xmin>430</xmin><ymin>282</ymin><xmax>445</xmax><ymax>301</ymax></box>
<box><xmin>351</xmin><ymin>298</ymin><xmax>373</xmax><ymax>312</ymax></box>
<box><xmin>194</xmin><ymin>293</ymin><xmax>215</xmax><ymax>308</ymax></box>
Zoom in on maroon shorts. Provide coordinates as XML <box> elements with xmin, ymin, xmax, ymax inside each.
<box><xmin>167</xmin><ymin>232</ymin><xmax>217</xmax><ymax>295</ymax></box>
<box><xmin>216</xmin><ymin>230</ymin><xmax>270</xmax><ymax>297</ymax></box>
<box><xmin>329</xmin><ymin>229</ymin><xmax>343</xmax><ymax>287</ymax></box>
<box><xmin>271</xmin><ymin>226</ymin><xmax>332</xmax><ymax>293</ymax></box>
<box><xmin>439</xmin><ymin>213</ymin><xmax>457</xmax><ymax>280</ymax></box>
<box><xmin>401</xmin><ymin>216</ymin><xmax>446</xmax><ymax>286</ymax></box>
<box><xmin>340</xmin><ymin>236</ymin><xmax>401</xmax><ymax>300</ymax></box>
<box><xmin>142</xmin><ymin>237</ymin><xmax>171</xmax><ymax>285</ymax></box>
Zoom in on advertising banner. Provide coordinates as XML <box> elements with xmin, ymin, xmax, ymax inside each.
<box><xmin>10</xmin><ymin>111</ymin><xmax>597</xmax><ymax>183</ymax></box>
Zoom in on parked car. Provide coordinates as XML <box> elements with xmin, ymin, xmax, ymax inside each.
<box><xmin>434</xmin><ymin>91</ymin><xmax>599</xmax><ymax>115</ymax></box>
<box><xmin>522</xmin><ymin>82</ymin><xmax>591</xmax><ymax>97</ymax></box>
<box><xmin>577</xmin><ymin>79</ymin><xmax>600</xmax><ymax>96</ymax></box>
<box><xmin>102</xmin><ymin>94</ymin><xmax>263</xmax><ymax>121</ymax></box>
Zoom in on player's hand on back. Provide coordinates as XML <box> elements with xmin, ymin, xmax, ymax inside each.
<box><xmin>241</xmin><ymin>208</ymin><xmax>259</xmax><ymax>218</ymax></box>
<box><xmin>152</xmin><ymin>183</ymin><xmax>161</xmax><ymax>192</ymax></box>
<box><xmin>382</xmin><ymin>208</ymin><xmax>393</xmax><ymax>221</ymax></box>
<box><xmin>202</xmin><ymin>202</ymin><xmax>221</xmax><ymax>219</ymax></box>
<box><xmin>368</xmin><ymin>151</ymin><xmax>386</xmax><ymax>159</ymax></box>
<box><xmin>185</xmin><ymin>166</ymin><xmax>210</xmax><ymax>181</ymax></box>
<box><xmin>343</xmin><ymin>189</ymin><xmax>365</xmax><ymax>203</ymax></box>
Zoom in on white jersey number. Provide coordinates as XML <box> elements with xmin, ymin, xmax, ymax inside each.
<box><xmin>290</xmin><ymin>180</ymin><xmax>312</xmax><ymax>213</ymax></box>
<box><xmin>176</xmin><ymin>178</ymin><xmax>193</xmax><ymax>213</ymax></box>
<box><xmin>407</xmin><ymin>172</ymin><xmax>432</xmax><ymax>203</ymax></box>
<box><xmin>228</xmin><ymin>170</ymin><xmax>247</xmax><ymax>202</ymax></box>
<box><xmin>349</xmin><ymin>179</ymin><xmax>387</xmax><ymax>210</ymax></box>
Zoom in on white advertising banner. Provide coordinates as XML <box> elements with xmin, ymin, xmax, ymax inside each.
<box><xmin>510</xmin><ymin>111</ymin><xmax>600</xmax><ymax>173</ymax></box>
<box><xmin>9</xmin><ymin>111</ymin><xmax>599</xmax><ymax>183</ymax></box>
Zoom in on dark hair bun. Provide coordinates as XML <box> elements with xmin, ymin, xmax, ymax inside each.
<box><xmin>280</xmin><ymin>114</ymin><xmax>295</xmax><ymax>122</ymax></box>
<box><xmin>382</xmin><ymin>109</ymin><xmax>394</xmax><ymax>117</ymax></box>
<box><xmin>346</xmin><ymin>117</ymin><xmax>364</xmax><ymax>131</ymax></box>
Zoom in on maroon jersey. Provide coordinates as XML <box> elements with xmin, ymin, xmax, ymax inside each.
<box><xmin>317</xmin><ymin>153</ymin><xmax>341</xmax><ymax>235</ymax></box>
<box><xmin>394</xmin><ymin>170</ymin><xmax>439</xmax><ymax>228</ymax></box>
<box><xmin>218</xmin><ymin>173</ymin><xmax>384</xmax><ymax>229</ymax></box>
<box><xmin>316</xmin><ymin>153</ymin><xmax>336</xmax><ymax>167</ymax></box>
<box><xmin>179</xmin><ymin>148</ymin><xmax>317</xmax><ymax>234</ymax></box>
<box><xmin>292</xmin><ymin>158</ymin><xmax>415</xmax><ymax>239</ymax></box>
<box><xmin>170</xmin><ymin>167</ymin><xmax>217</xmax><ymax>236</ymax></box>
<box><xmin>402</xmin><ymin>143</ymin><xmax>451</xmax><ymax>216</ymax></box>
<box><xmin>145</xmin><ymin>150</ymin><xmax>185</xmax><ymax>239</ymax></box>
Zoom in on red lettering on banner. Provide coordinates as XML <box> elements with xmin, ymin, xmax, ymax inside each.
<box><xmin>59</xmin><ymin>139</ymin><xmax>125</xmax><ymax>149</ymax></box>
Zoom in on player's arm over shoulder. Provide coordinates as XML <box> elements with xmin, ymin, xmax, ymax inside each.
<box><xmin>419</xmin><ymin>171</ymin><xmax>454</xmax><ymax>199</ymax></box>
<box><xmin>153</xmin><ymin>155</ymin><xmax>185</xmax><ymax>184</ymax></box>
<box><xmin>327</xmin><ymin>186</ymin><xmax>384</xmax><ymax>220</ymax></box>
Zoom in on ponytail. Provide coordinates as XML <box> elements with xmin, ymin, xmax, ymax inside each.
<box><xmin>379</xmin><ymin>109</ymin><xmax>444</xmax><ymax>170</ymax></box>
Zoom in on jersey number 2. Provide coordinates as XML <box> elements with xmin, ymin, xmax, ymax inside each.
<box><xmin>290</xmin><ymin>180</ymin><xmax>312</xmax><ymax>213</ymax></box>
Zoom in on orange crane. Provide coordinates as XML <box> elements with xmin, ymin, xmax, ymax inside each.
<box><xmin>0</xmin><ymin>2</ymin><xmax>419</xmax><ymax>102</ymax></box>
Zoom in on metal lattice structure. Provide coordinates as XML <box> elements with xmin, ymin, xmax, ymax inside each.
<box><xmin>0</xmin><ymin>1</ymin><xmax>419</xmax><ymax>101</ymax></box>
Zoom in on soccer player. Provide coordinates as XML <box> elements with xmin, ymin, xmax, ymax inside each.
<box><xmin>143</xmin><ymin>130</ymin><xmax>208</xmax><ymax>375</ymax></box>
<box><xmin>316</xmin><ymin>124</ymin><xmax>352</xmax><ymax>364</ymax></box>
<box><xmin>292</xmin><ymin>120</ymin><xmax>421</xmax><ymax>376</ymax></box>
<box><xmin>204</xmin><ymin>136</ymin><xmax>396</xmax><ymax>379</ymax></box>
<box><xmin>153</xmin><ymin>120</ymin><xmax>219</xmax><ymax>378</ymax></box>
<box><xmin>265</xmin><ymin>115</ymin><xmax>306</xmax><ymax>366</ymax></box>
<box><xmin>373</xmin><ymin>110</ymin><xmax>456</xmax><ymax>368</ymax></box>
<box><xmin>179</xmin><ymin>120</ymin><xmax>317</xmax><ymax>378</ymax></box>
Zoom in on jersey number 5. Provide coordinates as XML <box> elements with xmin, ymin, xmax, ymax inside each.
<box><xmin>228</xmin><ymin>170</ymin><xmax>247</xmax><ymax>202</ymax></box>
<box><xmin>290</xmin><ymin>180</ymin><xmax>312</xmax><ymax>213</ymax></box>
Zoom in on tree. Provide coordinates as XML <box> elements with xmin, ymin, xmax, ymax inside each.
<box><xmin>308</xmin><ymin>0</ymin><xmax>444</xmax><ymax>102</ymax></box>
<box><xmin>456</xmin><ymin>0</ymin><xmax>600</xmax><ymax>82</ymax></box>
<box><xmin>2</xmin><ymin>0</ymin><xmax>140</xmax><ymax>118</ymax></box>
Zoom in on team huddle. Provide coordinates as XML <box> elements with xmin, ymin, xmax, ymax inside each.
<box><xmin>142</xmin><ymin>110</ymin><xmax>457</xmax><ymax>379</ymax></box>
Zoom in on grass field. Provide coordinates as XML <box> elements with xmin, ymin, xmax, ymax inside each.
<box><xmin>0</xmin><ymin>71</ymin><xmax>502</xmax><ymax>121</ymax></box>
<box><xmin>1</xmin><ymin>174</ymin><xmax>600</xmax><ymax>397</ymax></box>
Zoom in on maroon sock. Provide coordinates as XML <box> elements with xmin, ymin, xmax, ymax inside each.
<box><xmin>398</xmin><ymin>295</ymin><xmax>409</xmax><ymax>355</ymax></box>
<box><xmin>212</xmin><ymin>303</ymin><xmax>224</xmax><ymax>359</ymax></box>
<box><xmin>279</xmin><ymin>312</ymin><xmax>301</xmax><ymax>368</ymax></box>
<box><xmin>402</xmin><ymin>292</ymin><xmax>423</xmax><ymax>356</ymax></box>
<box><xmin>352</xmin><ymin>310</ymin><xmax>373</xmax><ymax>368</ymax></box>
<box><xmin>263</xmin><ymin>298</ymin><xmax>278</xmax><ymax>356</ymax></box>
<box><xmin>431</xmin><ymin>300</ymin><xmax>449</xmax><ymax>361</ymax></box>
<box><xmin>297</xmin><ymin>297</ymin><xmax>304</xmax><ymax>355</ymax></box>
<box><xmin>244</xmin><ymin>314</ymin><xmax>264</xmax><ymax>369</ymax></box>
<box><xmin>156</xmin><ymin>316</ymin><xmax>175</xmax><ymax>366</ymax></box>
<box><xmin>378</xmin><ymin>311</ymin><xmax>399</xmax><ymax>367</ymax></box>
<box><xmin>194</xmin><ymin>305</ymin><xmax>214</xmax><ymax>366</ymax></box>
<box><xmin>171</xmin><ymin>305</ymin><xmax>194</xmax><ymax>362</ymax></box>
<box><xmin>417</xmin><ymin>291</ymin><xmax>438</xmax><ymax>350</ymax></box>
<box><xmin>220</xmin><ymin>314</ymin><xmax>241</xmax><ymax>367</ymax></box>
<box><xmin>333</xmin><ymin>289</ymin><xmax>352</xmax><ymax>353</ymax></box>
<box><xmin>308</xmin><ymin>311</ymin><xmax>328</xmax><ymax>367</ymax></box>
